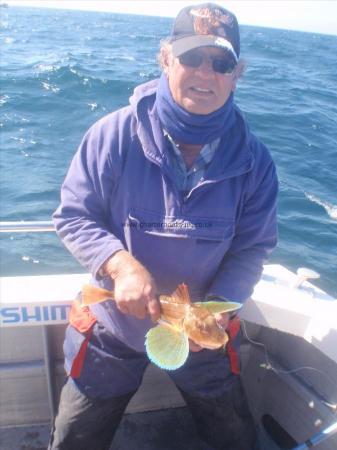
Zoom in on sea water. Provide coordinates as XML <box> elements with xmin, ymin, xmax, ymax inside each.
<box><xmin>1</xmin><ymin>6</ymin><xmax>336</xmax><ymax>296</ymax></box>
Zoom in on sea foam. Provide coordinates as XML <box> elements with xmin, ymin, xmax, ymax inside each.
<box><xmin>305</xmin><ymin>193</ymin><xmax>337</xmax><ymax>221</ymax></box>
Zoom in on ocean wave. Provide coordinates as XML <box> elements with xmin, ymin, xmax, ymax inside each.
<box><xmin>0</xmin><ymin>94</ymin><xmax>10</xmax><ymax>105</ymax></box>
<box><xmin>41</xmin><ymin>81</ymin><xmax>60</xmax><ymax>93</ymax></box>
<box><xmin>11</xmin><ymin>136</ymin><xmax>26</xmax><ymax>144</ymax></box>
<box><xmin>2</xmin><ymin>56</ymin><xmax>157</xmax><ymax>87</ymax></box>
<box><xmin>0</xmin><ymin>20</ymin><xmax>9</xmax><ymax>29</ymax></box>
<box><xmin>104</xmin><ymin>55</ymin><xmax>136</xmax><ymax>62</ymax></box>
<box><xmin>3</xmin><ymin>36</ymin><xmax>15</xmax><ymax>44</ymax></box>
<box><xmin>87</xmin><ymin>102</ymin><xmax>98</xmax><ymax>111</ymax></box>
<box><xmin>22</xmin><ymin>255</ymin><xmax>40</xmax><ymax>264</ymax></box>
<box><xmin>305</xmin><ymin>193</ymin><xmax>337</xmax><ymax>220</ymax></box>
<box><xmin>40</xmin><ymin>64</ymin><xmax>112</xmax><ymax>85</ymax></box>
<box><xmin>34</xmin><ymin>63</ymin><xmax>59</xmax><ymax>73</ymax></box>
<box><xmin>15</xmin><ymin>190</ymin><xmax>60</xmax><ymax>202</ymax></box>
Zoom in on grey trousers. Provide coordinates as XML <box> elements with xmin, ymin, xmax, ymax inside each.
<box><xmin>48</xmin><ymin>376</ymin><xmax>257</xmax><ymax>450</ymax></box>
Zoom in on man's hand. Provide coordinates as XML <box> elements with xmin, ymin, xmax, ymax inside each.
<box><xmin>102</xmin><ymin>250</ymin><xmax>160</xmax><ymax>322</ymax></box>
<box><xmin>214</xmin><ymin>312</ymin><xmax>230</xmax><ymax>330</ymax></box>
<box><xmin>189</xmin><ymin>312</ymin><xmax>230</xmax><ymax>352</ymax></box>
<box><xmin>188</xmin><ymin>339</ymin><xmax>203</xmax><ymax>352</ymax></box>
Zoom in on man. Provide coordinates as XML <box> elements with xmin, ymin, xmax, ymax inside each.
<box><xmin>50</xmin><ymin>3</ymin><xmax>278</xmax><ymax>449</ymax></box>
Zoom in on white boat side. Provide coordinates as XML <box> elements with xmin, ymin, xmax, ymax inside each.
<box><xmin>1</xmin><ymin>264</ymin><xmax>336</xmax><ymax>364</ymax></box>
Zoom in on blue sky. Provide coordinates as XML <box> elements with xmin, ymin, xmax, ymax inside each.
<box><xmin>5</xmin><ymin>1</ymin><xmax>337</xmax><ymax>36</ymax></box>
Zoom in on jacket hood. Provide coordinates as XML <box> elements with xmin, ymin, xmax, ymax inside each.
<box><xmin>129</xmin><ymin>78</ymin><xmax>158</xmax><ymax>113</ymax></box>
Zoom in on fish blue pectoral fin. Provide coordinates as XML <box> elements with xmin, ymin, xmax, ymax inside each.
<box><xmin>194</xmin><ymin>301</ymin><xmax>242</xmax><ymax>314</ymax></box>
<box><xmin>145</xmin><ymin>324</ymin><xmax>189</xmax><ymax>371</ymax></box>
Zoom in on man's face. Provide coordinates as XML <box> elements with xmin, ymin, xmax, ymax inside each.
<box><xmin>166</xmin><ymin>46</ymin><xmax>238</xmax><ymax>115</ymax></box>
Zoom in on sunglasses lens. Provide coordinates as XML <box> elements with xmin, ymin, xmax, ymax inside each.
<box><xmin>213</xmin><ymin>58</ymin><xmax>236</xmax><ymax>74</ymax></box>
<box><xmin>178</xmin><ymin>50</ymin><xmax>237</xmax><ymax>74</ymax></box>
<box><xmin>179</xmin><ymin>50</ymin><xmax>203</xmax><ymax>68</ymax></box>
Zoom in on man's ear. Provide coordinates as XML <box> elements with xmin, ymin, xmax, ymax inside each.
<box><xmin>159</xmin><ymin>44</ymin><xmax>173</xmax><ymax>75</ymax></box>
<box><xmin>232</xmin><ymin>60</ymin><xmax>246</xmax><ymax>91</ymax></box>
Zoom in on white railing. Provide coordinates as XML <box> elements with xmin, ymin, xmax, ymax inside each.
<box><xmin>0</xmin><ymin>220</ymin><xmax>54</xmax><ymax>233</ymax></box>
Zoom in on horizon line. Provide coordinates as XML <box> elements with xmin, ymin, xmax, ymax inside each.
<box><xmin>6</xmin><ymin>3</ymin><xmax>337</xmax><ymax>38</ymax></box>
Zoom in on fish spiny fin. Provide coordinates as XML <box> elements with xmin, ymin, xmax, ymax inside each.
<box><xmin>81</xmin><ymin>285</ymin><xmax>115</xmax><ymax>306</ymax></box>
<box><xmin>145</xmin><ymin>324</ymin><xmax>189</xmax><ymax>370</ymax></box>
<box><xmin>194</xmin><ymin>301</ymin><xmax>242</xmax><ymax>314</ymax></box>
<box><xmin>171</xmin><ymin>283</ymin><xmax>191</xmax><ymax>304</ymax></box>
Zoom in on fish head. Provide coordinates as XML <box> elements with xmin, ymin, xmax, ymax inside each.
<box><xmin>183</xmin><ymin>305</ymin><xmax>228</xmax><ymax>349</ymax></box>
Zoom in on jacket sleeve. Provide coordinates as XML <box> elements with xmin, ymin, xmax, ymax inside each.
<box><xmin>206</xmin><ymin>144</ymin><xmax>278</xmax><ymax>303</ymax></box>
<box><xmin>52</xmin><ymin>115</ymin><xmax>126</xmax><ymax>279</ymax></box>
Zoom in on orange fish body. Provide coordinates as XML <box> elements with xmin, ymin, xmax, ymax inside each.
<box><xmin>158</xmin><ymin>285</ymin><xmax>228</xmax><ymax>349</ymax></box>
<box><xmin>184</xmin><ymin>305</ymin><xmax>229</xmax><ymax>349</ymax></box>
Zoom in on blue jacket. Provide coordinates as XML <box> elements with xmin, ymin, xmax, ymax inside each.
<box><xmin>53</xmin><ymin>79</ymin><xmax>278</xmax><ymax>353</ymax></box>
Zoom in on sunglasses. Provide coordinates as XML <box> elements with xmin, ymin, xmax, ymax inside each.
<box><xmin>178</xmin><ymin>49</ymin><xmax>237</xmax><ymax>74</ymax></box>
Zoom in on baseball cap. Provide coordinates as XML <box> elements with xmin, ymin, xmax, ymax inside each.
<box><xmin>169</xmin><ymin>3</ymin><xmax>240</xmax><ymax>62</ymax></box>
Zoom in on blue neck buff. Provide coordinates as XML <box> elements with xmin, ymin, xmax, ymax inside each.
<box><xmin>155</xmin><ymin>73</ymin><xmax>236</xmax><ymax>145</ymax></box>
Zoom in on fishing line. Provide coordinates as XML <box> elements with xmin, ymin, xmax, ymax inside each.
<box><xmin>240</xmin><ymin>319</ymin><xmax>337</xmax><ymax>410</ymax></box>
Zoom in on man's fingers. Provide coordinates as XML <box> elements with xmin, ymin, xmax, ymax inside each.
<box><xmin>116</xmin><ymin>302</ymin><xmax>129</xmax><ymax>315</ymax></box>
<box><xmin>189</xmin><ymin>339</ymin><xmax>203</xmax><ymax>352</ymax></box>
<box><xmin>147</xmin><ymin>297</ymin><xmax>161</xmax><ymax>323</ymax></box>
<box><xmin>215</xmin><ymin>312</ymin><xmax>230</xmax><ymax>329</ymax></box>
<box><xmin>117</xmin><ymin>298</ymin><xmax>147</xmax><ymax>319</ymax></box>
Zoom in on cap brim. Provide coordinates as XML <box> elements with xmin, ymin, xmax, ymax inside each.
<box><xmin>171</xmin><ymin>35</ymin><xmax>238</xmax><ymax>61</ymax></box>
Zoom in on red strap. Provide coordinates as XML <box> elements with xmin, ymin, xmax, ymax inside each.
<box><xmin>68</xmin><ymin>299</ymin><xmax>97</xmax><ymax>379</ymax></box>
<box><xmin>228</xmin><ymin>315</ymin><xmax>241</xmax><ymax>339</ymax></box>
<box><xmin>227</xmin><ymin>316</ymin><xmax>241</xmax><ymax>375</ymax></box>
<box><xmin>70</xmin><ymin>327</ymin><xmax>93</xmax><ymax>378</ymax></box>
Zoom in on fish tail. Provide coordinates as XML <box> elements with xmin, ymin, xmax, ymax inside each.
<box><xmin>81</xmin><ymin>284</ymin><xmax>114</xmax><ymax>306</ymax></box>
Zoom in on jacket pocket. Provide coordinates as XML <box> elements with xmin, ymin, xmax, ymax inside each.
<box><xmin>124</xmin><ymin>208</ymin><xmax>235</xmax><ymax>293</ymax></box>
<box><xmin>127</xmin><ymin>208</ymin><xmax>234</xmax><ymax>240</ymax></box>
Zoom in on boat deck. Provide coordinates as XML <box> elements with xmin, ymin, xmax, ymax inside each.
<box><xmin>0</xmin><ymin>407</ymin><xmax>278</xmax><ymax>450</ymax></box>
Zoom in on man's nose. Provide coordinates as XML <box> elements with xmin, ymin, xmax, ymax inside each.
<box><xmin>195</xmin><ymin>57</ymin><xmax>215</xmax><ymax>77</ymax></box>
